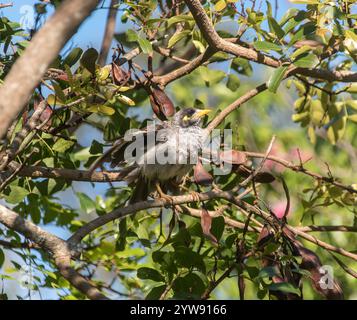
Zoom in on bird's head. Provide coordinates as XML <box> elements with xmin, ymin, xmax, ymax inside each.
<box><xmin>173</xmin><ymin>108</ymin><xmax>211</xmax><ymax>128</ymax></box>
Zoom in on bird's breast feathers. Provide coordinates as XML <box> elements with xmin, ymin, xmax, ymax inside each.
<box><xmin>139</xmin><ymin>125</ymin><xmax>204</xmax><ymax>181</ymax></box>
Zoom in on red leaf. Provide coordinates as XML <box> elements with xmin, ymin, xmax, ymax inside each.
<box><xmin>149</xmin><ymin>88</ymin><xmax>175</xmax><ymax>120</ymax></box>
<box><xmin>201</xmin><ymin>209</ymin><xmax>217</xmax><ymax>244</ymax></box>
<box><xmin>219</xmin><ymin>150</ymin><xmax>247</xmax><ymax>165</ymax></box>
<box><xmin>111</xmin><ymin>62</ymin><xmax>130</xmax><ymax>85</ymax></box>
<box><xmin>194</xmin><ymin>161</ymin><xmax>213</xmax><ymax>186</ymax></box>
<box><xmin>57</xmin><ymin>73</ymin><xmax>69</xmax><ymax>82</ymax></box>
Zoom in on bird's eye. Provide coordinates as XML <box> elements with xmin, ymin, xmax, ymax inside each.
<box><xmin>182</xmin><ymin>115</ymin><xmax>190</xmax><ymax>122</ymax></box>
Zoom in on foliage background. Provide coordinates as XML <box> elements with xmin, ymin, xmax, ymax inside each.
<box><xmin>0</xmin><ymin>0</ymin><xmax>356</xmax><ymax>300</ymax></box>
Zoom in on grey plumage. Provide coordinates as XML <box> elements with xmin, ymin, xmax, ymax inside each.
<box><xmin>90</xmin><ymin>108</ymin><xmax>210</xmax><ymax>202</ymax></box>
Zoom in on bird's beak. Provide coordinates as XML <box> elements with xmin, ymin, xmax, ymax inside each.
<box><xmin>192</xmin><ymin>109</ymin><xmax>211</xmax><ymax>120</ymax></box>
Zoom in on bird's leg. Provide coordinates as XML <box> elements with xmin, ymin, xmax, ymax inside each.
<box><xmin>178</xmin><ymin>183</ymin><xmax>201</xmax><ymax>203</ymax></box>
<box><xmin>155</xmin><ymin>181</ymin><xmax>174</xmax><ymax>204</ymax></box>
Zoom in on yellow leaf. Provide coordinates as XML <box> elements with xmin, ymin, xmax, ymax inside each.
<box><xmin>292</xmin><ymin>111</ymin><xmax>309</xmax><ymax>122</ymax></box>
<box><xmin>308</xmin><ymin>126</ymin><xmax>316</xmax><ymax>144</ymax></box>
<box><xmin>47</xmin><ymin>94</ymin><xmax>64</xmax><ymax>106</ymax></box>
<box><xmin>326</xmin><ymin>107</ymin><xmax>347</xmax><ymax>145</ymax></box>
<box><xmin>215</xmin><ymin>0</ymin><xmax>227</xmax><ymax>11</ymax></box>
<box><xmin>98</xmin><ymin>105</ymin><xmax>115</xmax><ymax>115</ymax></box>
<box><xmin>116</xmin><ymin>94</ymin><xmax>135</xmax><ymax>106</ymax></box>
<box><xmin>96</xmin><ymin>65</ymin><xmax>111</xmax><ymax>81</ymax></box>
<box><xmin>87</xmin><ymin>105</ymin><xmax>100</xmax><ymax>113</ymax></box>
<box><xmin>349</xmin><ymin>114</ymin><xmax>357</xmax><ymax>122</ymax></box>
<box><xmin>117</xmin><ymin>86</ymin><xmax>131</xmax><ymax>92</ymax></box>
<box><xmin>310</xmin><ymin>99</ymin><xmax>325</xmax><ymax>126</ymax></box>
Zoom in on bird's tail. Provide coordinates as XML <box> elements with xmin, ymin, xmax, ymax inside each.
<box><xmin>129</xmin><ymin>176</ymin><xmax>151</xmax><ymax>204</ymax></box>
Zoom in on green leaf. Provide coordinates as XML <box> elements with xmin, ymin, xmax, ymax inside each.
<box><xmin>174</xmin><ymin>247</ymin><xmax>205</xmax><ymax>272</ymax></box>
<box><xmin>267</xmin><ymin>66</ymin><xmax>288</xmax><ymax>93</ymax></box>
<box><xmin>257</xmin><ymin>266</ymin><xmax>281</xmax><ymax>279</ymax></box>
<box><xmin>293</xmin><ymin>53</ymin><xmax>319</xmax><ymax>68</ymax></box>
<box><xmin>192</xmin><ymin>39</ymin><xmax>205</xmax><ymax>53</ymax></box>
<box><xmin>5</xmin><ymin>186</ymin><xmax>30</xmax><ymax>204</ymax></box>
<box><xmin>232</xmin><ymin>58</ymin><xmax>253</xmax><ymax>76</ymax></box>
<box><xmin>137</xmin><ymin>37</ymin><xmax>152</xmax><ymax>54</ymax></box>
<box><xmin>268</xmin><ymin>282</ymin><xmax>301</xmax><ymax>295</ymax></box>
<box><xmin>226</xmin><ymin>74</ymin><xmax>240</xmax><ymax>91</ymax></box>
<box><xmin>289</xmin><ymin>22</ymin><xmax>316</xmax><ymax>45</ymax></box>
<box><xmin>168</xmin><ymin>30</ymin><xmax>190</xmax><ymax>48</ymax></box>
<box><xmin>52</xmin><ymin>138</ymin><xmax>75</xmax><ymax>153</ymax></box>
<box><xmin>137</xmin><ymin>267</ymin><xmax>165</xmax><ymax>282</ymax></box>
<box><xmin>211</xmin><ymin>216</ymin><xmax>225</xmax><ymax>242</ymax></box>
<box><xmin>326</xmin><ymin>106</ymin><xmax>347</xmax><ymax>145</ymax></box>
<box><xmin>167</xmin><ymin>15</ymin><xmax>194</xmax><ymax>27</ymax></box>
<box><xmin>290</xmin><ymin>45</ymin><xmax>312</xmax><ymax>60</ymax></box>
<box><xmin>63</xmin><ymin>47</ymin><xmax>83</xmax><ymax>67</ymax></box>
<box><xmin>199</xmin><ymin>66</ymin><xmax>226</xmax><ymax>86</ymax></box>
<box><xmin>279</xmin><ymin>8</ymin><xmax>299</xmax><ymax>26</ymax></box>
<box><xmin>145</xmin><ymin>285</ymin><xmax>166</xmax><ymax>300</ymax></box>
<box><xmin>77</xmin><ymin>192</ymin><xmax>96</xmax><ymax>214</ymax></box>
<box><xmin>172</xmin><ymin>273</ymin><xmax>206</xmax><ymax>299</ymax></box>
<box><xmin>253</xmin><ymin>41</ymin><xmax>282</xmax><ymax>52</ymax></box>
<box><xmin>80</xmin><ymin>48</ymin><xmax>98</xmax><ymax>74</ymax></box>
<box><xmin>268</xmin><ymin>17</ymin><xmax>285</xmax><ymax>39</ymax></box>
<box><xmin>51</xmin><ymin>82</ymin><xmax>66</xmax><ymax>102</ymax></box>
<box><xmin>0</xmin><ymin>249</ymin><xmax>4</xmax><ymax>268</ymax></box>
<box><xmin>126</xmin><ymin>29</ymin><xmax>138</xmax><ymax>42</ymax></box>
<box><xmin>89</xmin><ymin>140</ymin><xmax>103</xmax><ymax>154</ymax></box>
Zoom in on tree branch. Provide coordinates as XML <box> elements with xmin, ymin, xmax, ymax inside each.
<box><xmin>98</xmin><ymin>0</ymin><xmax>118</xmax><ymax>66</ymax></box>
<box><xmin>2</xmin><ymin>163</ymin><xmax>125</xmax><ymax>183</ymax></box>
<box><xmin>243</xmin><ymin>152</ymin><xmax>357</xmax><ymax>194</ymax></box>
<box><xmin>0</xmin><ymin>204</ymin><xmax>108</xmax><ymax>300</ymax></box>
<box><xmin>68</xmin><ymin>189</ymin><xmax>236</xmax><ymax>246</ymax></box>
<box><xmin>206</xmin><ymin>83</ymin><xmax>268</xmax><ymax>132</ymax></box>
<box><xmin>184</xmin><ymin>0</ymin><xmax>357</xmax><ymax>83</ymax></box>
<box><xmin>0</xmin><ymin>2</ymin><xmax>12</xmax><ymax>9</ymax></box>
<box><xmin>0</xmin><ymin>0</ymin><xmax>100</xmax><ymax>138</ymax></box>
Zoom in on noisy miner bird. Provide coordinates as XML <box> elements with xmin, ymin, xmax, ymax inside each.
<box><xmin>89</xmin><ymin>108</ymin><xmax>211</xmax><ymax>203</ymax></box>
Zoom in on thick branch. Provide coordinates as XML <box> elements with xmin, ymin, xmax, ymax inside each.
<box><xmin>152</xmin><ymin>47</ymin><xmax>216</xmax><ymax>86</ymax></box>
<box><xmin>0</xmin><ymin>204</ymin><xmax>108</xmax><ymax>300</ymax></box>
<box><xmin>0</xmin><ymin>2</ymin><xmax>12</xmax><ymax>9</ymax></box>
<box><xmin>98</xmin><ymin>0</ymin><xmax>118</xmax><ymax>66</ymax></box>
<box><xmin>184</xmin><ymin>0</ymin><xmax>357</xmax><ymax>83</ymax></box>
<box><xmin>68</xmin><ymin>189</ymin><xmax>235</xmax><ymax>246</ymax></box>
<box><xmin>2</xmin><ymin>162</ymin><xmax>125</xmax><ymax>183</ymax></box>
<box><xmin>0</xmin><ymin>0</ymin><xmax>100</xmax><ymax>138</ymax></box>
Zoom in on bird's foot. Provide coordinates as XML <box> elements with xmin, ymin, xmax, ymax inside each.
<box><xmin>157</xmin><ymin>193</ymin><xmax>175</xmax><ymax>205</ymax></box>
<box><xmin>155</xmin><ymin>182</ymin><xmax>174</xmax><ymax>205</ymax></box>
<box><xmin>189</xmin><ymin>190</ymin><xmax>201</xmax><ymax>203</ymax></box>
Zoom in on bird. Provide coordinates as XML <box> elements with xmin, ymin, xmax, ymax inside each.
<box><xmin>89</xmin><ymin>108</ymin><xmax>211</xmax><ymax>203</ymax></box>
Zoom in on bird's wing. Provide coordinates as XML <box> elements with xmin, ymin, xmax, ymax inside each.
<box><xmin>88</xmin><ymin>121</ymin><xmax>169</xmax><ymax>173</ymax></box>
